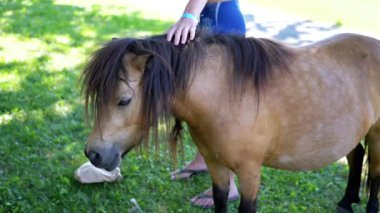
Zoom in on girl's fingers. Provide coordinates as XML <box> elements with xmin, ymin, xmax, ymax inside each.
<box><xmin>189</xmin><ymin>26</ymin><xmax>197</xmax><ymax>40</ymax></box>
<box><xmin>174</xmin><ymin>25</ymin><xmax>185</xmax><ymax>45</ymax></box>
<box><xmin>181</xmin><ymin>26</ymin><xmax>191</xmax><ymax>44</ymax></box>
<box><xmin>166</xmin><ymin>25</ymin><xmax>177</xmax><ymax>42</ymax></box>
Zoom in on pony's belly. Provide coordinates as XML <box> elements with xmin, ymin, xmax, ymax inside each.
<box><xmin>263</xmin><ymin>109</ymin><xmax>370</xmax><ymax>171</ymax></box>
<box><xmin>264</xmin><ymin>154</ymin><xmax>341</xmax><ymax>171</ymax></box>
<box><xmin>264</xmin><ymin>140</ymin><xmax>357</xmax><ymax>171</ymax></box>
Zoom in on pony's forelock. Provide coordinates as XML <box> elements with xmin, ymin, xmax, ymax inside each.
<box><xmin>81</xmin><ymin>38</ymin><xmax>133</xmax><ymax>132</ymax></box>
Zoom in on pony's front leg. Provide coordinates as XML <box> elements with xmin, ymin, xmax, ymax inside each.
<box><xmin>236</xmin><ymin>162</ymin><xmax>261</xmax><ymax>213</ymax></box>
<box><xmin>205</xmin><ymin>158</ymin><xmax>231</xmax><ymax>213</ymax></box>
<box><xmin>367</xmin><ymin>131</ymin><xmax>380</xmax><ymax>213</ymax></box>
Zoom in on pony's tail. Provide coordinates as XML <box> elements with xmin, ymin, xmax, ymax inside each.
<box><xmin>365</xmin><ymin>138</ymin><xmax>371</xmax><ymax>194</ymax></box>
<box><xmin>169</xmin><ymin>118</ymin><xmax>184</xmax><ymax>168</ymax></box>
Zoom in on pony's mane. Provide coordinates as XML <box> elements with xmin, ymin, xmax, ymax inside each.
<box><xmin>81</xmin><ymin>31</ymin><xmax>293</xmax><ymax>150</ymax></box>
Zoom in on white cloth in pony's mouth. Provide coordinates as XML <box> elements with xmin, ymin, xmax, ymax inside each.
<box><xmin>74</xmin><ymin>161</ymin><xmax>122</xmax><ymax>184</ymax></box>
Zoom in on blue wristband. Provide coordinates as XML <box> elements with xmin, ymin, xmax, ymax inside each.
<box><xmin>182</xmin><ymin>12</ymin><xmax>198</xmax><ymax>21</ymax></box>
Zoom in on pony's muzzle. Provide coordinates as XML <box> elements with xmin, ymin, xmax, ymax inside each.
<box><xmin>84</xmin><ymin>145</ymin><xmax>121</xmax><ymax>171</ymax></box>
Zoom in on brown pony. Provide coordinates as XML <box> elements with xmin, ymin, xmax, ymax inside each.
<box><xmin>81</xmin><ymin>32</ymin><xmax>380</xmax><ymax>212</ymax></box>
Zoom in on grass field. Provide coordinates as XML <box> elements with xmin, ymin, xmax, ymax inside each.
<box><xmin>0</xmin><ymin>0</ymin><xmax>372</xmax><ymax>212</ymax></box>
<box><xmin>252</xmin><ymin>0</ymin><xmax>380</xmax><ymax>37</ymax></box>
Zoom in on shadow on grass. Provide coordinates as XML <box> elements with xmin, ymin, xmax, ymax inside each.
<box><xmin>0</xmin><ymin>0</ymin><xmax>173</xmax><ymax>211</ymax></box>
<box><xmin>244</xmin><ymin>14</ymin><xmax>340</xmax><ymax>46</ymax></box>
<box><xmin>0</xmin><ymin>58</ymin><xmax>213</xmax><ymax>212</ymax></box>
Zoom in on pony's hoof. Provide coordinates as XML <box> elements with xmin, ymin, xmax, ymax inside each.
<box><xmin>336</xmin><ymin>205</ymin><xmax>353</xmax><ymax>213</ymax></box>
<box><xmin>367</xmin><ymin>205</ymin><xmax>379</xmax><ymax>213</ymax></box>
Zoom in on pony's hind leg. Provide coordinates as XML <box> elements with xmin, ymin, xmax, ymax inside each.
<box><xmin>337</xmin><ymin>143</ymin><xmax>365</xmax><ymax>213</ymax></box>
<box><xmin>367</xmin><ymin>125</ymin><xmax>380</xmax><ymax>213</ymax></box>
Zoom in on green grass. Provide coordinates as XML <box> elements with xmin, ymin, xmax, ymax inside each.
<box><xmin>251</xmin><ymin>0</ymin><xmax>380</xmax><ymax>37</ymax></box>
<box><xmin>0</xmin><ymin>0</ymin><xmax>370</xmax><ymax>212</ymax></box>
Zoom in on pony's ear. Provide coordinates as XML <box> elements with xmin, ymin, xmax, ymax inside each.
<box><xmin>124</xmin><ymin>53</ymin><xmax>150</xmax><ymax>72</ymax></box>
<box><xmin>123</xmin><ymin>53</ymin><xmax>151</xmax><ymax>81</ymax></box>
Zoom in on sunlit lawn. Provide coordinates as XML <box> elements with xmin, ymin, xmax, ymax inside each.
<box><xmin>0</xmin><ymin>0</ymin><xmax>370</xmax><ymax>212</ymax></box>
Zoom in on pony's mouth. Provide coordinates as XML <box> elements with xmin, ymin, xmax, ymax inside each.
<box><xmin>104</xmin><ymin>153</ymin><xmax>121</xmax><ymax>171</ymax></box>
<box><xmin>102</xmin><ymin>144</ymin><xmax>135</xmax><ymax>171</ymax></box>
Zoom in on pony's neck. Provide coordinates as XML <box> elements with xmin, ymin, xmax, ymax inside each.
<box><xmin>170</xmin><ymin>44</ymin><xmax>229</xmax><ymax>125</ymax></box>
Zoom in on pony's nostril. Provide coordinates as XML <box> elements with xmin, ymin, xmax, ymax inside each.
<box><xmin>87</xmin><ymin>150</ymin><xmax>102</xmax><ymax>167</ymax></box>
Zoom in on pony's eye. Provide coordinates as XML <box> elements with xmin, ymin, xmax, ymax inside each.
<box><xmin>118</xmin><ymin>98</ymin><xmax>132</xmax><ymax>107</ymax></box>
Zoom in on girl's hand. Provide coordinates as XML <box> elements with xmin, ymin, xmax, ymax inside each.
<box><xmin>167</xmin><ymin>17</ymin><xmax>197</xmax><ymax>45</ymax></box>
